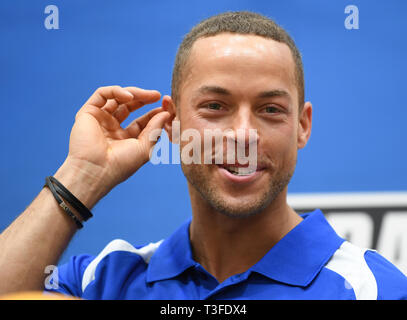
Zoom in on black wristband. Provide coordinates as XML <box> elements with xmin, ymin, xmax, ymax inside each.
<box><xmin>44</xmin><ymin>177</ymin><xmax>83</xmax><ymax>229</ymax></box>
<box><xmin>48</xmin><ymin>176</ymin><xmax>93</xmax><ymax>221</ymax></box>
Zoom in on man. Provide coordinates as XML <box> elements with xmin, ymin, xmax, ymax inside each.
<box><xmin>0</xmin><ymin>11</ymin><xmax>406</xmax><ymax>300</ymax></box>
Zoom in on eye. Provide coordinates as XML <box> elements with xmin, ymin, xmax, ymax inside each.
<box><xmin>264</xmin><ymin>105</ymin><xmax>280</xmax><ymax>114</ymax></box>
<box><xmin>205</xmin><ymin>102</ymin><xmax>223</xmax><ymax>111</ymax></box>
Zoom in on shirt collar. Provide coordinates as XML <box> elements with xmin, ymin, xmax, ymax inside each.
<box><xmin>147</xmin><ymin>218</ymin><xmax>196</xmax><ymax>283</ymax></box>
<box><xmin>147</xmin><ymin>209</ymin><xmax>344</xmax><ymax>286</ymax></box>
<box><xmin>250</xmin><ymin>209</ymin><xmax>344</xmax><ymax>286</ymax></box>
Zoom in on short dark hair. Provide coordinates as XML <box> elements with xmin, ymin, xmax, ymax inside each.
<box><xmin>171</xmin><ymin>11</ymin><xmax>304</xmax><ymax>109</ymax></box>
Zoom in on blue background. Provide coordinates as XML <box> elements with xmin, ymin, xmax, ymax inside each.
<box><xmin>0</xmin><ymin>0</ymin><xmax>406</xmax><ymax>264</ymax></box>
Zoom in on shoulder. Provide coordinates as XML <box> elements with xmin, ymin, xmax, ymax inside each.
<box><xmin>48</xmin><ymin>239</ymin><xmax>163</xmax><ymax>298</ymax></box>
<box><xmin>325</xmin><ymin>241</ymin><xmax>407</xmax><ymax>300</ymax></box>
<box><xmin>364</xmin><ymin>249</ymin><xmax>407</xmax><ymax>300</ymax></box>
<box><xmin>81</xmin><ymin>239</ymin><xmax>163</xmax><ymax>293</ymax></box>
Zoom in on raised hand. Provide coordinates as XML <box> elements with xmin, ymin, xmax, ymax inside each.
<box><xmin>66</xmin><ymin>85</ymin><xmax>171</xmax><ymax>193</ymax></box>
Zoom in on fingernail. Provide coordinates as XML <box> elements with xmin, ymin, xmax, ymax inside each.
<box><xmin>125</xmin><ymin>91</ymin><xmax>134</xmax><ymax>98</ymax></box>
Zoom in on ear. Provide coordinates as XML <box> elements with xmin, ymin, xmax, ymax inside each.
<box><xmin>162</xmin><ymin>95</ymin><xmax>179</xmax><ymax>143</ymax></box>
<box><xmin>297</xmin><ymin>101</ymin><xmax>312</xmax><ymax>149</ymax></box>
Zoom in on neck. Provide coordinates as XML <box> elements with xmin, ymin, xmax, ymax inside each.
<box><xmin>188</xmin><ymin>186</ymin><xmax>302</xmax><ymax>283</ymax></box>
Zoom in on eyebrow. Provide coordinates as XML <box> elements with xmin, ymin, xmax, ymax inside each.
<box><xmin>196</xmin><ymin>85</ymin><xmax>290</xmax><ymax>99</ymax></box>
<box><xmin>197</xmin><ymin>85</ymin><xmax>230</xmax><ymax>96</ymax></box>
<box><xmin>257</xmin><ymin>89</ymin><xmax>290</xmax><ymax>99</ymax></box>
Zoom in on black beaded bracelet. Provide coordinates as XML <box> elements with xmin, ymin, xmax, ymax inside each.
<box><xmin>44</xmin><ymin>177</ymin><xmax>83</xmax><ymax>229</ymax></box>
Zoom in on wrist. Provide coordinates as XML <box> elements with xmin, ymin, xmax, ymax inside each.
<box><xmin>53</xmin><ymin>157</ymin><xmax>112</xmax><ymax>209</ymax></box>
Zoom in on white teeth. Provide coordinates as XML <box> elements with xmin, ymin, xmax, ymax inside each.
<box><xmin>226</xmin><ymin>166</ymin><xmax>256</xmax><ymax>176</ymax></box>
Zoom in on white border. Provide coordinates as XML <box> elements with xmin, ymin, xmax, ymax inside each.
<box><xmin>287</xmin><ymin>191</ymin><xmax>407</xmax><ymax>209</ymax></box>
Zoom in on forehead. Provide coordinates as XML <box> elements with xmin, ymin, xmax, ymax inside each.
<box><xmin>181</xmin><ymin>33</ymin><xmax>297</xmax><ymax>102</ymax></box>
<box><xmin>193</xmin><ymin>33</ymin><xmax>291</xmax><ymax>61</ymax></box>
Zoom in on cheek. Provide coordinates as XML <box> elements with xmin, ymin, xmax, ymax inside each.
<box><xmin>178</xmin><ymin>125</ymin><xmax>210</xmax><ymax>166</ymax></box>
<box><xmin>179</xmin><ymin>114</ymin><xmax>222</xmax><ymax>156</ymax></box>
<box><xmin>261</xmin><ymin>125</ymin><xmax>298</xmax><ymax>165</ymax></box>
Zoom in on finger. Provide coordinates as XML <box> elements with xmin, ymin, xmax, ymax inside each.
<box><xmin>123</xmin><ymin>87</ymin><xmax>161</xmax><ymax>112</ymax></box>
<box><xmin>108</xmin><ymin>88</ymin><xmax>161</xmax><ymax>124</ymax></box>
<box><xmin>85</xmin><ymin>86</ymin><xmax>134</xmax><ymax>108</ymax></box>
<box><xmin>101</xmin><ymin>99</ymin><xmax>119</xmax><ymax>114</ymax></box>
<box><xmin>125</xmin><ymin>107</ymin><xmax>164</xmax><ymax>138</ymax></box>
<box><xmin>113</xmin><ymin>88</ymin><xmax>161</xmax><ymax>124</ymax></box>
<box><xmin>75</xmin><ymin>105</ymin><xmax>120</xmax><ymax>131</ymax></box>
<box><xmin>138</xmin><ymin>111</ymin><xmax>171</xmax><ymax>149</ymax></box>
<box><xmin>112</xmin><ymin>104</ymin><xmax>130</xmax><ymax>124</ymax></box>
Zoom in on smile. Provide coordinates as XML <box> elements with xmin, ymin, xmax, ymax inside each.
<box><xmin>217</xmin><ymin>164</ymin><xmax>264</xmax><ymax>183</ymax></box>
<box><xmin>223</xmin><ymin>166</ymin><xmax>256</xmax><ymax>176</ymax></box>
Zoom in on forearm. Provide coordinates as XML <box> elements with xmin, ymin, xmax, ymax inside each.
<box><xmin>0</xmin><ymin>85</ymin><xmax>164</xmax><ymax>295</ymax></box>
<box><xmin>0</xmin><ymin>159</ymin><xmax>109</xmax><ymax>294</ymax></box>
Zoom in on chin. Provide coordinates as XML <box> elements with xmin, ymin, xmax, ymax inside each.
<box><xmin>207</xmin><ymin>192</ymin><xmax>275</xmax><ymax>219</ymax></box>
<box><xmin>182</xmin><ymin>162</ymin><xmax>294</xmax><ymax>219</ymax></box>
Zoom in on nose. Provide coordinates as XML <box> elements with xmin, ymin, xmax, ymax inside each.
<box><xmin>226</xmin><ymin>106</ymin><xmax>259</xmax><ymax>148</ymax></box>
<box><xmin>219</xmin><ymin>106</ymin><xmax>259</xmax><ymax>167</ymax></box>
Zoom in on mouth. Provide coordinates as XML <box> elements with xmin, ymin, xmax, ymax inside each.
<box><xmin>220</xmin><ymin>165</ymin><xmax>257</xmax><ymax>176</ymax></box>
<box><xmin>217</xmin><ymin>164</ymin><xmax>265</xmax><ymax>183</ymax></box>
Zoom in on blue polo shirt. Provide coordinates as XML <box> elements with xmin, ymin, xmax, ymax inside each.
<box><xmin>46</xmin><ymin>209</ymin><xmax>407</xmax><ymax>299</ymax></box>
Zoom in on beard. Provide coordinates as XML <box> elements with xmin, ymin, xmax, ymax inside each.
<box><xmin>181</xmin><ymin>159</ymin><xmax>295</xmax><ymax>219</ymax></box>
